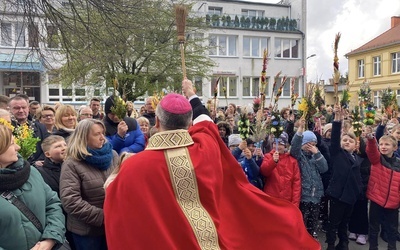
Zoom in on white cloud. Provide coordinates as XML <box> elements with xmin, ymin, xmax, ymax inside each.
<box><xmin>242</xmin><ymin>0</ymin><xmax>400</xmax><ymax>84</ymax></box>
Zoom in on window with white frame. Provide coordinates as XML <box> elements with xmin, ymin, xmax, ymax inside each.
<box><xmin>274</xmin><ymin>38</ymin><xmax>299</xmax><ymax>58</ymax></box>
<box><xmin>208</xmin><ymin>7</ymin><xmax>222</xmax><ymax>16</ymax></box>
<box><xmin>282</xmin><ymin>77</ymin><xmax>299</xmax><ymax>97</ymax></box>
<box><xmin>1</xmin><ymin>23</ymin><xmax>12</xmax><ymax>46</ymax></box>
<box><xmin>243</xmin><ymin>37</ymin><xmax>267</xmax><ymax>57</ymax></box>
<box><xmin>392</xmin><ymin>52</ymin><xmax>400</xmax><ymax>74</ymax></box>
<box><xmin>358</xmin><ymin>59</ymin><xmax>365</xmax><ymax>78</ymax></box>
<box><xmin>28</xmin><ymin>23</ymin><xmax>39</xmax><ymax>47</ymax></box>
<box><xmin>209</xmin><ymin>35</ymin><xmax>237</xmax><ymax>56</ymax></box>
<box><xmin>373</xmin><ymin>56</ymin><xmax>381</xmax><ymax>76</ymax></box>
<box><xmin>242</xmin><ymin>77</ymin><xmax>260</xmax><ymax>97</ymax></box>
<box><xmin>1</xmin><ymin>22</ymin><xmax>27</xmax><ymax>47</ymax></box>
<box><xmin>397</xmin><ymin>90</ymin><xmax>400</xmax><ymax>105</ymax></box>
<box><xmin>373</xmin><ymin>90</ymin><xmax>380</xmax><ymax>108</ymax></box>
<box><xmin>210</xmin><ymin>76</ymin><xmax>238</xmax><ymax>97</ymax></box>
<box><xmin>243</xmin><ymin>77</ymin><xmax>270</xmax><ymax>97</ymax></box>
<box><xmin>47</xmin><ymin>25</ymin><xmax>60</xmax><ymax>48</ymax></box>
<box><xmin>194</xmin><ymin>76</ymin><xmax>203</xmax><ymax>97</ymax></box>
<box><xmin>15</xmin><ymin>22</ymin><xmax>26</xmax><ymax>47</ymax></box>
<box><xmin>241</xmin><ymin>10</ymin><xmax>264</xmax><ymax>18</ymax></box>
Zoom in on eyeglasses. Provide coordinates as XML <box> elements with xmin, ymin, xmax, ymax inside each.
<box><xmin>42</xmin><ymin>114</ymin><xmax>54</xmax><ymax>119</ymax></box>
<box><xmin>81</xmin><ymin>113</ymin><xmax>93</xmax><ymax>117</ymax></box>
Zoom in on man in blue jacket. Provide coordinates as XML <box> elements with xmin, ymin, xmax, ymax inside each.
<box><xmin>103</xmin><ymin>95</ymin><xmax>145</xmax><ymax>154</ymax></box>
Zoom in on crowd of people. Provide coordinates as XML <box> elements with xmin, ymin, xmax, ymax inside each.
<box><xmin>0</xmin><ymin>80</ymin><xmax>399</xmax><ymax>249</ymax></box>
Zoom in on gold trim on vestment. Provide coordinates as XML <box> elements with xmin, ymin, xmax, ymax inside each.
<box><xmin>165</xmin><ymin>147</ymin><xmax>220</xmax><ymax>250</ymax></box>
<box><xmin>146</xmin><ymin>129</ymin><xmax>194</xmax><ymax>150</ymax></box>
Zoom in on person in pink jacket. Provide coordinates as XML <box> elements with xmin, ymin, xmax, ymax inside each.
<box><xmin>260</xmin><ymin>132</ymin><xmax>301</xmax><ymax>207</ymax></box>
<box><xmin>366</xmin><ymin>133</ymin><xmax>400</xmax><ymax>250</ymax></box>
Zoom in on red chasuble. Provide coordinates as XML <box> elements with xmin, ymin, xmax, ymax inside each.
<box><xmin>104</xmin><ymin>119</ymin><xmax>320</xmax><ymax>250</ymax></box>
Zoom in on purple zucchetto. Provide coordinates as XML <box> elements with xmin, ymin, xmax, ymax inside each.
<box><xmin>159</xmin><ymin>93</ymin><xmax>192</xmax><ymax>114</ymax></box>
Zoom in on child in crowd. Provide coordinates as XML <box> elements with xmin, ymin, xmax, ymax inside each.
<box><xmin>290</xmin><ymin>118</ymin><xmax>328</xmax><ymax>237</ymax></box>
<box><xmin>260</xmin><ymin>132</ymin><xmax>301</xmax><ymax>207</ymax></box>
<box><xmin>318</xmin><ymin>123</ymin><xmax>332</xmax><ymax>229</ymax></box>
<box><xmin>230</xmin><ymin>138</ymin><xmax>264</xmax><ymax>190</ymax></box>
<box><xmin>325</xmin><ymin>106</ymin><xmax>363</xmax><ymax>250</ymax></box>
<box><xmin>369</xmin><ymin>114</ymin><xmax>400</xmax><ymax>242</ymax></box>
<box><xmin>37</xmin><ymin>135</ymin><xmax>67</xmax><ymax>196</ymax></box>
<box><xmin>366</xmin><ymin>133</ymin><xmax>400</xmax><ymax>250</ymax></box>
<box><xmin>36</xmin><ymin>135</ymin><xmax>73</xmax><ymax>249</ymax></box>
<box><xmin>347</xmin><ymin>125</ymin><xmax>372</xmax><ymax>245</ymax></box>
<box><xmin>375</xmin><ymin>114</ymin><xmax>400</xmax><ymax>157</ymax></box>
<box><xmin>228</xmin><ymin>134</ymin><xmax>242</xmax><ymax>152</ymax></box>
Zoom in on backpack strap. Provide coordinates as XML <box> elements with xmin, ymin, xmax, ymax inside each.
<box><xmin>1</xmin><ymin>190</ymin><xmax>43</xmax><ymax>233</ymax></box>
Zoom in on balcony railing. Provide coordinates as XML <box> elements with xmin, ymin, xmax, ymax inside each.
<box><xmin>205</xmin><ymin>14</ymin><xmax>299</xmax><ymax>32</ymax></box>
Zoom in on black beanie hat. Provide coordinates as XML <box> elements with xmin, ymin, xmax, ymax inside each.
<box><xmin>246</xmin><ymin>138</ymin><xmax>255</xmax><ymax>146</ymax></box>
<box><xmin>104</xmin><ymin>95</ymin><xmax>115</xmax><ymax>114</ymax></box>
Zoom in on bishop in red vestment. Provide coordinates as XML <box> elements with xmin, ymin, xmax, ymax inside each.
<box><xmin>104</xmin><ymin>79</ymin><xmax>320</xmax><ymax>250</ymax></box>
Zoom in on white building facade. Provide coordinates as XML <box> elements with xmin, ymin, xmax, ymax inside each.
<box><xmin>194</xmin><ymin>0</ymin><xmax>307</xmax><ymax>110</ymax></box>
<box><xmin>0</xmin><ymin>0</ymin><xmax>307</xmax><ymax>109</ymax></box>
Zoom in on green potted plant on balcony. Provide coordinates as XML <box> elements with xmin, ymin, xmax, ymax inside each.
<box><xmin>289</xmin><ymin>19</ymin><xmax>297</xmax><ymax>30</ymax></box>
<box><xmin>252</xmin><ymin>17</ymin><xmax>257</xmax><ymax>28</ymax></box>
<box><xmin>212</xmin><ymin>14</ymin><xmax>220</xmax><ymax>26</ymax></box>
<box><xmin>206</xmin><ymin>14</ymin><xmax>211</xmax><ymax>25</ymax></box>
<box><xmin>240</xmin><ymin>16</ymin><xmax>246</xmax><ymax>27</ymax></box>
<box><xmin>226</xmin><ymin>15</ymin><xmax>232</xmax><ymax>27</ymax></box>
<box><xmin>234</xmin><ymin>15</ymin><xmax>240</xmax><ymax>27</ymax></box>
<box><xmin>245</xmin><ymin>17</ymin><xmax>251</xmax><ymax>28</ymax></box>
<box><xmin>269</xmin><ymin>17</ymin><xmax>276</xmax><ymax>30</ymax></box>
<box><xmin>264</xmin><ymin>17</ymin><xmax>269</xmax><ymax>30</ymax></box>
<box><xmin>221</xmin><ymin>15</ymin><xmax>226</xmax><ymax>26</ymax></box>
<box><xmin>284</xmin><ymin>17</ymin><xmax>290</xmax><ymax>31</ymax></box>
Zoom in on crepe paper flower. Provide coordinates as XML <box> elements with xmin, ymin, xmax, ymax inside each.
<box><xmin>291</xmin><ymin>93</ymin><xmax>299</xmax><ymax>108</ymax></box>
<box><xmin>274</xmin><ymin>76</ymin><xmax>287</xmax><ymax>104</ymax></box>
<box><xmin>351</xmin><ymin>106</ymin><xmax>363</xmax><ymax>138</ymax></box>
<box><xmin>267</xmin><ymin>111</ymin><xmax>284</xmax><ymax>151</ymax></box>
<box><xmin>0</xmin><ymin>118</ymin><xmax>14</xmax><ymax>131</ymax></box>
<box><xmin>238</xmin><ymin>113</ymin><xmax>250</xmax><ymax>140</ymax></box>
<box><xmin>357</xmin><ymin>81</ymin><xmax>373</xmax><ymax>108</ymax></box>
<box><xmin>298</xmin><ymin>98</ymin><xmax>308</xmax><ymax>113</ymax></box>
<box><xmin>260</xmin><ymin>49</ymin><xmax>269</xmax><ymax>111</ymax></box>
<box><xmin>270</xmin><ymin>71</ymin><xmax>282</xmax><ymax>105</ymax></box>
<box><xmin>14</xmin><ymin>123</ymin><xmax>40</xmax><ymax>160</ymax></box>
<box><xmin>253</xmin><ymin>97</ymin><xmax>261</xmax><ymax>113</ymax></box>
<box><xmin>363</xmin><ymin>106</ymin><xmax>376</xmax><ymax>125</ymax></box>
<box><xmin>381</xmin><ymin>87</ymin><xmax>397</xmax><ymax>118</ymax></box>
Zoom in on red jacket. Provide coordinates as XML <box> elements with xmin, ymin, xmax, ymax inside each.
<box><xmin>366</xmin><ymin>138</ymin><xmax>400</xmax><ymax>209</ymax></box>
<box><xmin>261</xmin><ymin>150</ymin><xmax>301</xmax><ymax>207</ymax></box>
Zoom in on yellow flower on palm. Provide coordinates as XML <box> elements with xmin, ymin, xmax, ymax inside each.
<box><xmin>0</xmin><ymin>118</ymin><xmax>14</xmax><ymax>131</ymax></box>
<box><xmin>298</xmin><ymin>98</ymin><xmax>308</xmax><ymax>112</ymax></box>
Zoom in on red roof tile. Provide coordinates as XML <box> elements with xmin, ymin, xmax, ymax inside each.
<box><xmin>346</xmin><ymin>23</ymin><xmax>400</xmax><ymax>56</ymax></box>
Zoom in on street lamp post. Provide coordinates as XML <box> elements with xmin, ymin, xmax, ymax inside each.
<box><xmin>307</xmin><ymin>54</ymin><xmax>316</xmax><ymax>60</ymax></box>
<box><xmin>303</xmin><ymin>54</ymin><xmax>317</xmax><ymax>96</ymax></box>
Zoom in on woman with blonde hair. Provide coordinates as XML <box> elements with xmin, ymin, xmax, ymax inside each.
<box><xmin>37</xmin><ymin>105</ymin><xmax>56</xmax><ymax>133</ymax></box>
<box><xmin>54</xmin><ymin>105</ymin><xmax>77</xmax><ymax>139</ymax></box>
<box><xmin>0</xmin><ymin>122</ymin><xmax>66</xmax><ymax>250</ymax></box>
<box><xmin>60</xmin><ymin>119</ymin><xmax>118</xmax><ymax>250</ymax></box>
<box><xmin>126</xmin><ymin>101</ymin><xmax>139</xmax><ymax>118</ymax></box>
